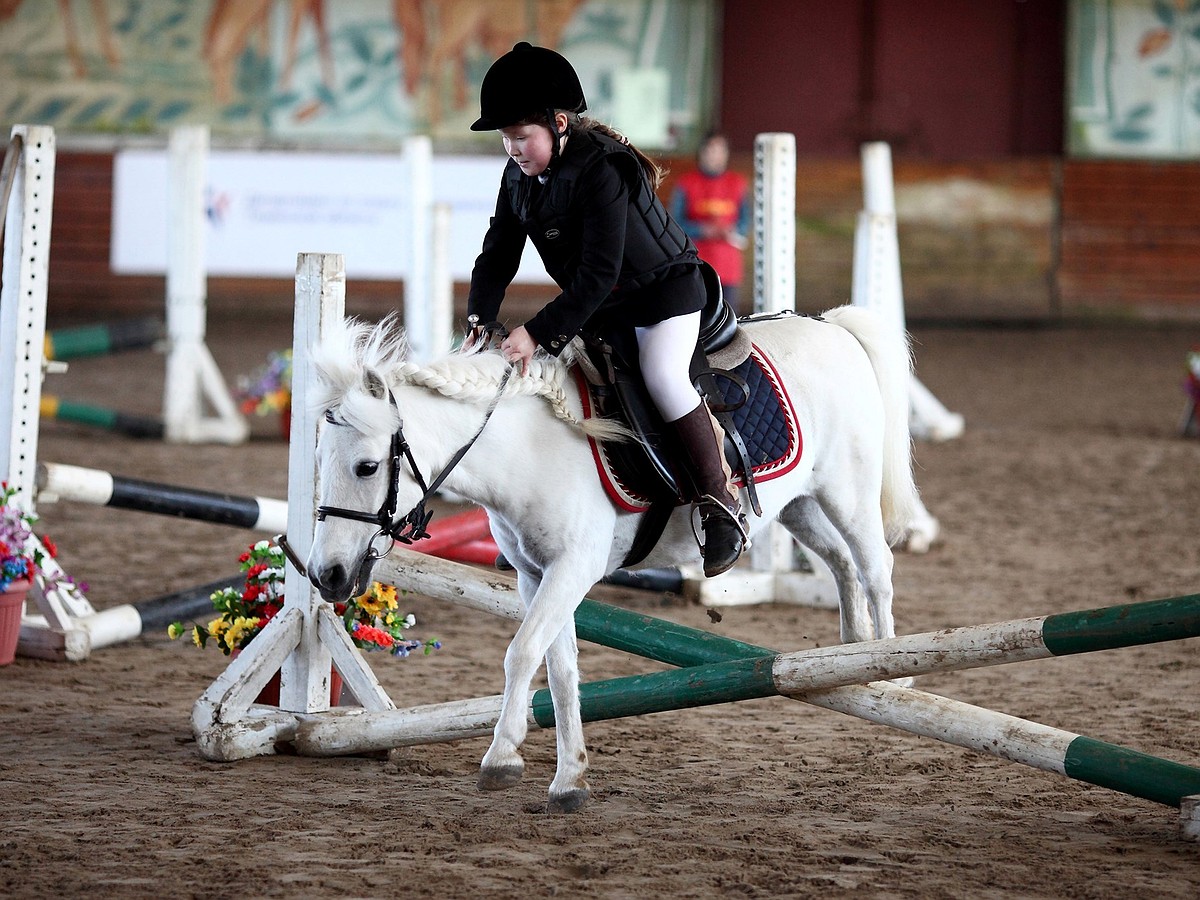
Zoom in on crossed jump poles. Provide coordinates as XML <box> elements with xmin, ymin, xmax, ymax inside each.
<box><xmin>192</xmin><ymin>252</ymin><xmax>1200</xmax><ymax>840</ymax></box>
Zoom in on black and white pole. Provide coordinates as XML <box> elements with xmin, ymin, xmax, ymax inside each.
<box><xmin>38</xmin><ymin>461</ymin><xmax>288</xmax><ymax>532</ymax></box>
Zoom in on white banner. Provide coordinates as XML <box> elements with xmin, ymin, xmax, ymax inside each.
<box><xmin>111</xmin><ymin>149</ymin><xmax>551</xmax><ymax>283</ymax></box>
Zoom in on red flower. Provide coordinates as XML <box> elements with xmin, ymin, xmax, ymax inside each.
<box><xmin>42</xmin><ymin>535</ymin><xmax>58</xmax><ymax>558</ymax></box>
<box><xmin>353</xmin><ymin>624</ymin><xmax>395</xmax><ymax>648</ymax></box>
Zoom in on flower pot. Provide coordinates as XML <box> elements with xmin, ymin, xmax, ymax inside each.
<box><xmin>231</xmin><ymin>649</ymin><xmax>342</xmax><ymax>706</ymax></box>
<box><xmin>0</xmin><ymin>579</ymin><xmax>31</xmax><ymax>666</ymax></box>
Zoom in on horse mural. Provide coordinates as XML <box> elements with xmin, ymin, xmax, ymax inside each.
<box><xmin>305</xmin><ymin>306</ymin><xmax>919</xmax><ymax>812</ymax></box>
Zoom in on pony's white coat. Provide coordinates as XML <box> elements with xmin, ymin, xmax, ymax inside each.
<box><xmin>307</xmin><ymin>308</ymin><xmax>919</xmax><ymax>811</ymax></box>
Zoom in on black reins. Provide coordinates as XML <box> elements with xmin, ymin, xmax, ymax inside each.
<box><xmin>315</xmin><ymin>325</ymin><xmax>512</xmax><ymax>564</ymax></box>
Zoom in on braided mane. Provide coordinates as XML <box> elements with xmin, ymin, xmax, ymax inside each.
<box><xmin>309</xmin><ymin>315</ymin><xmax>630</xmax><ymax>441</ymax></box>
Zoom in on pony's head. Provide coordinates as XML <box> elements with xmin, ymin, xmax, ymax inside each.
<box><xmin>306</xmin><ymin>316</ymin><xmax>410</xmax><ymax>601</ymax></box>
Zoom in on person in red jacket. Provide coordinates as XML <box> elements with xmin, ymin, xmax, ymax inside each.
<box><xmin>464</xmin><ymin>43</ymin><xmax>748</xmax><ymax>577</ymax></box>
<box><xmin>669</xmin><ymin>132</ymin><xmax>749</xmax><ymax>313</ymax></box>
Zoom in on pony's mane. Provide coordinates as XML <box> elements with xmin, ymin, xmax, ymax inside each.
<box><xmin>309</xmin><ymin>315</ymin><xmax>630</xmax><ymax>441</ymax></box>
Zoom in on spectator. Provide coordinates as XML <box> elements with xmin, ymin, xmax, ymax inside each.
<box><xmin>669</xmin><ymin>132</ymin><xmax>750</xmax><ymax>313</ymax></box>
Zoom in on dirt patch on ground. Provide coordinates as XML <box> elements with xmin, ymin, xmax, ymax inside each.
<box><xmin>2</xmin><ymin>311</ymin><xmax>1199</xmax><ymax>898</ymax></box>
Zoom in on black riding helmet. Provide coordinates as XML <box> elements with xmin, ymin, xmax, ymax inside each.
<box><xmin>470</xmin><ymin>42</ymin><xmax>587</xmax><ymax>158</ymax></box>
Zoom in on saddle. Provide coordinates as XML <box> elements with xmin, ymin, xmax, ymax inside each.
<box><xmin>572</xmin><ymin>263</ymin><xmax>804</xmax><ymax>567</ymax></box>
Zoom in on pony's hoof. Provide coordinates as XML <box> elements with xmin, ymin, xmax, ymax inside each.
<box><xmin>477</xmin><ymin>764</ymin><xmax>524</xmax><ymax>791</ymax></box>
<box><xmin>546</xmin><ymin>788</ymin><xmax>590</xmax><ymax>814</ymax></box>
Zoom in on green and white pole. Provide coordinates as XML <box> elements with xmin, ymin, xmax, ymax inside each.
<box><xmin>299</xmin><ymin>552</ymin><xmax>1200</xmax><ymax>820</ymax></box>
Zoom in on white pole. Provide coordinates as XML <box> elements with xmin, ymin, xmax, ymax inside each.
<box><xmin>430</xmin><ymin>202</ymin><xmax>454</xmax><ymax>356</ymax></box>
<box><xmin>163</xmin><ymin>125</ymin><xmax>247</xmax><ymax>445</ymax></box>
<box><xmin>752</xmin><ymin>133</ymin><xmax>795</xmax><ymax>315</ymax></box>
<box><xmin>403</xmin><ymin>136</ymin><xmax>435</xmax><ymax>363</ymax></box>
<box><xmin>1</xmin><ymin>127</ymin><xmax>96</xmax><ymax>650</ymax></box>
<box><xmin>278</xmin><ymin>252</ymin><xmax>344</xmax><ymax>713</ymax></box>
<box><xmin>164</xmin><ymin>125</ymin><xmax>207</xmax><ymax>442</ymax></box>
<box><xmin>0</xmin><ymin>126</ymin><xmax>55</xmax><ymax>512</ymax></box>
<box><xmin>852</xmin><ymin>141</ymin><xmax>964</xmax><ymax>443</ymax></box>
<box><xmin>851</xmin><ymin>142</ymin><xmax>953</xmax><ymax>552</ymax></box>
<box><xmin>749</xmin><ymin>133</ymin><xmax>801</xmax><ymax>578</ymax></box>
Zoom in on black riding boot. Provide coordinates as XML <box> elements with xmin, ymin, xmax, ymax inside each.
<box><xmin>671</xmin><ymin>403</ymin><xmax>748</xmax><ymax>577</ymax></box>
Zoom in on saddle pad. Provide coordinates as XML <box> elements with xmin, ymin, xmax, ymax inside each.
<box><xmin>577</xmin><ymin>343</ymin><xmax>802</xmax><ymax>511</ymax></box>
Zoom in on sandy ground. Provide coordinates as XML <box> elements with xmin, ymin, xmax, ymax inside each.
<box><xmin>2</xmin><ymin>308</ymin><xmax>1199</xmax><ymax>899</ymax></box>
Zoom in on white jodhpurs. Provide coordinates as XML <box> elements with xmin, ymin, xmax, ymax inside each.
<box><xmin>635</xmin><ymin>311</ymin><xmax>703</xmax><ymax>423</ymax></box>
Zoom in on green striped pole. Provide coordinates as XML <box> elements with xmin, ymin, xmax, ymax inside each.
<box><xmin>300</xmin><ymin>553</ymin><xmax>1200</xmax><ymax>810</ymax></box>
<box><xmin>41</xmin><ymin>395</ymin><xmax>164</xmax><ymax>439</ymax></box>
<box><xmin>44</xmin><ymin>318</ymin><xmax>163</xmax><ymax>360</ymax></box>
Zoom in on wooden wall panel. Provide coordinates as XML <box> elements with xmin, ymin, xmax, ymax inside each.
<box><xmin>1060</xmin><ymin>161</ymin><xmax>1200</xmax><ymax>319</ymax></box>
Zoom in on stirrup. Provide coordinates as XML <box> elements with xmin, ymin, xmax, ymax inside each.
<box><xmin>693</xmin><ymin>494</ymin><xmax>750</xmax><ymax>538</ymax></box>
<box><xmin>691</xmin><ymin>494</ymin><xmax>751</xmax><ymax>577</ymax></box>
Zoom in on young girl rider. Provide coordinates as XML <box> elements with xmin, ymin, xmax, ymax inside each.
<box><xmin>465</xmin><ymin>42</ymin><xmax>747</xmax><ymax>577</ymax></box>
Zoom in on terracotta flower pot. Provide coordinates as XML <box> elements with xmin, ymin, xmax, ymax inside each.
<box><xmin>0</xmin><ymin>579</ymin><xmax>31</xmax><ymax>666</ymax></box>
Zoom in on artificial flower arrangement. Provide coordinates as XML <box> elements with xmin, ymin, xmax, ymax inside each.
<box><xmin>236</xmin><ymin>349</ymin><xmax>292</xmax><ymax>417</ymax></box>
<box><xmin>0</xmin><ymin>481</ymin><xmax>60</xmax><ymax>592</ymax></box>
<box><xmin>169</xmin><ymin>539</ymin><xmax>440</xmax><ymax>658</ymax></box>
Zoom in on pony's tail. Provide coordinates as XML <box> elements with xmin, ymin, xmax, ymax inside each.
<box><xmin>821</xmin><ymin>306</ymin><xmax>920</xmax><ymax>546</ymax></box>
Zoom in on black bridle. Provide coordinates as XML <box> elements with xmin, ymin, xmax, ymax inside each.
<box><xmin>315</xmin><ymin>334</ymin><xmax>513</xmax><ymax>566</ymax></box>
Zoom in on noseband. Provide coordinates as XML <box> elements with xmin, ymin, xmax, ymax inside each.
<box><xmin>315</xmin><ymin>356</ymin><xmax>513</xmax><ymax>565</ymax></box>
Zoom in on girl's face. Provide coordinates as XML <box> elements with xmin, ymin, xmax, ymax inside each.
<box><xmin>499</xmin><ymin>114</ymin><xmax>568</xmax><ymax>177</ymax></box>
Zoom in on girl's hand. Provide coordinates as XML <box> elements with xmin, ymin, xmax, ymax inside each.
<box><xmin>462</xmin><ymin>325</ymin><xmax>485</xmax><ymax>352</ymax></box>
<box><xmin>500</xmin><ymin>326</ymin><xmax>538</xmax><ymax>375</ymax></box>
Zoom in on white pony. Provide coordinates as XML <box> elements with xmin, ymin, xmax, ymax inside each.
<box><xmin>306</xmin><ymin>307</ymin><xmax>919</xmax><ymax>813</ymax></box>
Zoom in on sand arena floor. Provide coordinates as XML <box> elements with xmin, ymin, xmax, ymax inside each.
<box><xmin>2</xmin><ymin>309</ymin><xmax>1199</xmax><ymax>898</ymax></box>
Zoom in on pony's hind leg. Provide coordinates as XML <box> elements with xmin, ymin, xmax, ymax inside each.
<box><xmin>777</xmin><ymin>496</ymin><xmax>873</xmax><ymax>643</ymax></box>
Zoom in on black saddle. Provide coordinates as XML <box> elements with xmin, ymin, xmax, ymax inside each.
<box><xmin>577</xmin><ymin>263</ymin><xmax>764</xmax><ymax>566</ymax></box>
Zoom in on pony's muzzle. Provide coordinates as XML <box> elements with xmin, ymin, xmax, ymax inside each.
<box><xmin>308</xmin><ymin>552</ymin><xmax>379</xmax><ymax>603</ymax></box>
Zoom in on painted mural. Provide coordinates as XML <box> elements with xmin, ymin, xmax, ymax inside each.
<box><xmin>1069</xmin><ymin>0</ymin><xmax>1200</xmax><ymax>157</ymax></box>
<box><xmin>0</xmin><ymin>0</ymin><xmax>715</xmax><ymax>149</ymax></box>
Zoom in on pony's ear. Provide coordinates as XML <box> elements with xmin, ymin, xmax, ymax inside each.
<box><xmin>362</xmin><ymin>367</ymin><xmax>388</xmax><ymax>400</ymax></box>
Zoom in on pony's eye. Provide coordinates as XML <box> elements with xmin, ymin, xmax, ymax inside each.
<box><xmin>354</xmin><ymin>461</ymin><xmax>379</xmax><ymax>478</ymax></box>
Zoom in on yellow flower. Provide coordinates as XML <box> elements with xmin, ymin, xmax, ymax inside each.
<box><xmin>191</xmin><ymin>626</ymin><xmax>204</xmax><ymax>648</ymax></box>
<box><xmin>208</xmin><ymin>617</ymin><xmax>228</xmax><ymax>636</ymax></box>
<box><xmin>167</xmin><ymin>622</ymin><xmax>184</xmax><ymax>640</ymax></box>
<box><xmin>224</xmin><ymin>615</ymin><xmax>260</xmax><ymax>649</ymax></box>
<box><xmin>354</xmin><ymin>582</ymin><xmax>397</xmax><ymax>618</ymax></box>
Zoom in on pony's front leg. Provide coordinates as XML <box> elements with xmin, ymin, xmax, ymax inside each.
<box><xmin>543</xmin><ymin>622</ymin><xmax>589</xmax><ymax>813</ymax></box>
<box><xmin>477</xmin><ymin>571</ymin><xmax>584</xmax><ymax>803</ymax></box>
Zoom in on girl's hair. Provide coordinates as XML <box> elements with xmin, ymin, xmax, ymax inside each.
<box><xmin>517</xmin><ymin>111</ymin><xmax>665</xmax><ymax>189</ymax></box>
